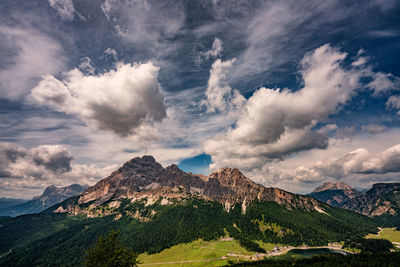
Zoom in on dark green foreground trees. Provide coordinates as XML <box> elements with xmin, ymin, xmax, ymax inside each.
<box><xmin>84</xmin><ymin>230</ymin><xmax>140</xmax><ymax>267</ymax></box>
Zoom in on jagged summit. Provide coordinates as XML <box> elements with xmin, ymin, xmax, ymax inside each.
<box><xmin>209</xmin><ymin>167</ymin><xmax>255</xmax><ymax>187</ymax></box>
<box><xmin>61</xmin><ymin>155</ymin><xmax>323</xmax><ymax>217</ymax></box>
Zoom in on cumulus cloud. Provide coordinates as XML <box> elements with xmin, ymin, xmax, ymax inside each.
<box><xmin>202</xmin><ymin>58</ymin><xmax>245</xmax><ymax>113</ymax></box>
<box><xmin>31</xmin><ymin>62</ymin><xmax>167</xmax><ymax>137</ymax></box>
<box><xmin>294</xmin><ymin>144</ymin><xmax>400</xmax><ymax>183</ymax></box>
<box><xmin>0</xmin><ymin>143</ymin><xmax>117</xmax><ymax>198</ymax></box>
<box><xmin>205</xmin><ymin>44</ymin><xmax>400</xmax><ymax>171</ymax></box>
<box><xmin>48</xmin><ymin>0</ymin><xmax>76</xmax><ymax>21</ymax></box>
<box><xmin>0</xmin><ymin>26</ymin><xmax>66</xmax><ymax>100</ymax></box>
<box><xmin>0</xmin><ymin>143</ymin><xmax>72</xmax><ymax>179</ymax></box>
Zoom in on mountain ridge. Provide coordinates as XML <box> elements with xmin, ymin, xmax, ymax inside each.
<box><xmin>309</xmin><ymin>181</ymin><xmax>400</xmax><ymax>217</ymax></box>
<box><xmin>309</xmin><ymin>181</ymin><xmax>361</xmax><ymax>207</ymax></box>
<box><xmin>341</xmin><ymin>183</ymin><xmax>400</xmax><ymax>216</ymax></box>
<box><xmin>57</xmin><ymin>155</ymin><xmax>324</xmax><ymax>217</ymax></box>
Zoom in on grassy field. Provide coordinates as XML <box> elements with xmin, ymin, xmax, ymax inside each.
<box><xmin>138</xmin><ymin>239</ymin><xmax>279</xmax><ymax>267</ymax></box>
<box><xmin>367</xmin><ymin>228</ymin><xmax>400</xmax><ymax>243</ymax></box>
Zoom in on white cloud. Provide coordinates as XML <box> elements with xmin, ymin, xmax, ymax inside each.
<box><xmin>101</xmin><ymin>0</ymin><xmax>117</xmax><ymax>21</ymax></box>
<box><xmin>361</xmin><ymin>124</ymin><xmax>387</xmax><ymax>135</ymax></box>
<box><xmin>0</xmin><ymin>26</ymin><xmax>66</xmax><ymax>100</ymax></box>
<box><xmin>240</xmin><ymin>128</ymin><xmax>400</xmax><ymax>193</ymax></box>
<box><xmin>0</xmin><ymin>143</ymin><xmax>72</xmax><ymax>179</ymax></box>
<box><xmin>103</xmin><ymin>48</ymin><xmax>118</xmax><ymax>61</ymax></box>
<box><xmin>48</xmin><ymin>0</ymin><xmax>76</xmax><ymax>21</ymax></box>
<box><xmin>368</xmin><ymin>72</ymin><xmax>400</xmax><ymax>96</ymax></box>
<box><xmin>202</xmin><ymin>58</ymin><xmax>245</xmax><ymax>113</ymax></box>
<box><xmin>31</xmin><ymin>62</ymin><xmax>167</xmax><ymax>137</ymax></box>
<box><xmin>0</xmin><ymin>142</ymin><xmax>117</xmax><ymax>198</ymax></box>
<box><xmin>202</xmin><ymin>38</ymin><xmax>223</xmax><ymax>60</ymax></box>
<box><xmin>78</xmin><ymin>57</ymin><xmax>95</xmax><ymax>75</ymax></box>
<box><xmin>294</xmin><ymin>144</ymin><xmax>400</xmax><ymax>184</ymax></box>
<box><xmin>225</xmin><ymin>0</ymin><xmax>400</xmax><ymax>85</ymax></box>
<box><xmin>386</xmin><ymin>95</ymin><xmax>400</xmax><ymax>115</ymax></box>
<box><xmin>105</xmin><ymin>0</ymin><xmax>185</xmax><ymax>57</ymax></box>
<box><xmin>204</xmin><ymin>44</ymin><xmax>400</xmax><ymax>171</ymax></box>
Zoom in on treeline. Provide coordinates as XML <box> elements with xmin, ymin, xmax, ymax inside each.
<box><xmin>343</xmin><ymin>237</ymin><xmax>394</xmax><ymax>253</ymax></box>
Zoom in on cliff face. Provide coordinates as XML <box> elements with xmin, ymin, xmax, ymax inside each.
<box><xmin>341</xmin><ymin>183</ymin><xmax>400</xmax><ymax>216</ymax></box>
<box><xmin>309</xmin><ymin>182</ymin><xmax>361</xmax><ymax>207</ymax></box>
<box><xmin>62</xmin><ymin>156</ymin><xmax>323</xmax><ymax>216</ymax></box>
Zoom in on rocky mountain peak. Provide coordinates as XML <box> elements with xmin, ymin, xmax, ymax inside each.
<box><xmin>72</xmin><ymin>156</ymin><xmax>324</xmax><ymax>216</ymax></box>
<box><xmin>111</xmin><ymin>155</ymin><xmax>164</xmax><ymax>182</ymax></box>
<box><xmin>312</xmin><ymin>181</ymin><xmax>354</xmax><ymax>193</ymax></box>
<box><xmin>42</xmin><ymin>185</ymin><xmax>57</xmax><ymax>196</ymax></box>
<box><xmin>166</xmin><ymin>164</ymin><xmax>180</xmax><ymax>172</ymax></box>
<box><xmin>208</xmin><ymin>167</ymin><xmax>256</xmax><ymax>188</ymax></box>
<box><xmin>118</xmin><ymin>155</ymin><xmax>162</xmax><ymax>172</ymax></box>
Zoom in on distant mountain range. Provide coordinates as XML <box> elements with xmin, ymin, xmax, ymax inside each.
<box><xmin>0</xmin><ymin>184</ymin><xmax>87</xmax><ymax>217</ymax></box>
<box><xmin>309</xmin><ymin>181</ymin><xmax>400</xmax><ymax>217</ymax></box>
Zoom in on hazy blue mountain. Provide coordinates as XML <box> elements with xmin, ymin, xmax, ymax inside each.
<box><xmin>0</xmin><ymin>184</ymin><xmax>87</xmax><ymax>217</ymax></box>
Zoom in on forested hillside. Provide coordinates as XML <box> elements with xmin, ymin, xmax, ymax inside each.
<box><xmin>0</xmin><ymin>197</ymin><xmax>377</xmax><ymax>266</ymax></box>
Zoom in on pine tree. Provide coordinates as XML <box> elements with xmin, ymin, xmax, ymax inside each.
<box><xmin>84</xmin><ymin>230</ymin><xmax>140</xmax><ymax>267</ymax></box>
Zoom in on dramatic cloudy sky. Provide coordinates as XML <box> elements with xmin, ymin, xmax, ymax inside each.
<box><xmin>1</xmin><ymin>0</ymin><xmax>400</xmax><ymax>198</ymax></box>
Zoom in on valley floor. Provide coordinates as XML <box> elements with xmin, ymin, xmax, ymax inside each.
<box><xmin>138</xmin><ymin>239</ymin><xmax>349</xmax><ymax>267</ymax></box>
<box><xmin>366</xmin><ymin>227</ymin><xmax>400</xmax><ymax>248</ymax></box>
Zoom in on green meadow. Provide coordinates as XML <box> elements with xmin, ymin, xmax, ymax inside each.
<box><xmin>139</xmin><ymin>239</ymin><xmax>279</xmax><ymax>266</ymax></box>
<box><xmin>367</xmin><ymin>228</ymin><xmax>400</xmax><ymax>243</ymax></box>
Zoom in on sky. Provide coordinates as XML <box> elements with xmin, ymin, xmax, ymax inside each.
<box><xmin>0</xmin><ymin>0</ymin><xmax>400</xmax><ymax>198</ymax></box>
